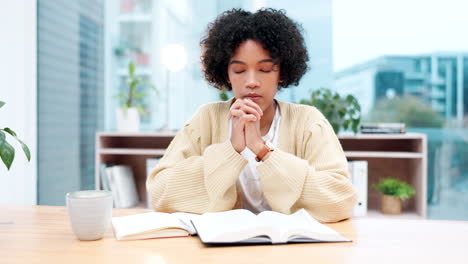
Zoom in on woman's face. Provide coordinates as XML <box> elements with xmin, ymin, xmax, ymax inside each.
<box><xmin>227</xmin><ymin>40</ymin><xmax>280</xmax><ymax>112</ymax></box>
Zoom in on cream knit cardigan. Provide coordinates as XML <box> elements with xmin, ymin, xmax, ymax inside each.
<box><xmin>147</xmin><ymin>99</ymin><xmax>357</xmax><ymax>222</ymax></box>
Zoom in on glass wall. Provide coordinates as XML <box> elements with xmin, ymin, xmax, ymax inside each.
<box><xmin>333</xmin><ymin>0</ymin><xmax>468</xmax><ymax>220</ymax></box>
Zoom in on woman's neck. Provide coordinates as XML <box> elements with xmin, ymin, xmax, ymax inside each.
<box><xmin>260</xmin><ymin>100</ymin><xmax>276</xmax><ymax>136</ymax></box>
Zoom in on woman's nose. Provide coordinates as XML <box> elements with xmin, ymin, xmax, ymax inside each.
<box><xmin>245</xmin><ymin>71</ymin><xmax>260</xmax><ymax>89</ymax></box>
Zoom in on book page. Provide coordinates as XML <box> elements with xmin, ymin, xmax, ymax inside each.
<box><xmin>258</xmin><ymin>209</ymin><xmax>350</xmax><ymax>242</ymax></box>
<box><xmin>192</xmin><ymin>209</ymin><xmax>274</xmax><ymax>243</ymax></box>
<box><xmin>112</xmin><ymin>212</ymin><xmax>190</xmax><ymax>240</ymax></box>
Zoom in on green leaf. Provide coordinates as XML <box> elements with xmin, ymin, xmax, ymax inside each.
<box><xmin>129</xmin><ymin>79</ymin><xmax>139</xmax><ymax>91</ymax></box>
<box><xmin>2</xmin><ymin>128</ymin><xmax>31</xmax><ymax>161</ymax></box>
<box><xmin>343</xmin><ymin>119</ymin><xmax>350</xmax><ymax>129</ymax></box>
<box><xmin>18</xmin><ymin>138</ymin><xmax>31</xmax><ymax>161</ymax></box>
<box><xmin>132</xmin><ymin>92</ymin><xmax>146</xmax><ymax>99</ymax></box>
<box><xmin>3</xmin><ymin>127</ymin><xmax>17</xmax><ymax>137</ymax></box>
<box><xmin>0</xmin><ymin>101</ymin><xmax>5</xmax><ymax>108</ymax></box>
<box><xmin>128</xmin><ymin>61</ymin><xmax>136</xmax><ymax>77</ymax></box>
<box><xmin>330</xmin><ymin>122</ymin><xmax>340</xmax><ymax>134</ymax></box>
<box><xmin>0</xmin><ymin>131</ymin><xmax>15</xmax><ymax>170</ymax></box>
<box><xmin>352</xmin><ymin>119</ymin><xmax>360</xmax><ymax>134</ymax></box>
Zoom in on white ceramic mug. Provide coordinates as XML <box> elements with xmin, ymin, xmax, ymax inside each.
<box><xmin>66</xmin><ymin>190</ymin><xmax>113</xmax><ymax>241</ymax></box>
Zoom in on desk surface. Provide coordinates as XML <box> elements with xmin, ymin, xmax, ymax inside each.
<box><xmin>1</xmin><ymin>205</ymin><xmax>467</xmax><ymax>264</ymax></box>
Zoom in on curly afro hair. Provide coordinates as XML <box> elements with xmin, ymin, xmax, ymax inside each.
<box><xmin>200</xmin><ymin>8</ymin><xmax>309</xmax><ymax>91</ymax></box>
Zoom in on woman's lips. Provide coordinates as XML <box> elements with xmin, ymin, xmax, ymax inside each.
<box><xmin>245</xmin><ymin>95</ymin><xmax>262</xmax><ymax>101</ymax></box>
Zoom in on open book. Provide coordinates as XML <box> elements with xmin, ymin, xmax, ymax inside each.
<box><xmin>191</xmin><ymin>209</ymin><xmax>351</xmax><ymax>245</ymax></box>
<box><xmin>111</xmin><ymin>212</ymin><xmax>198</xmax><ymax>241</ymax></box>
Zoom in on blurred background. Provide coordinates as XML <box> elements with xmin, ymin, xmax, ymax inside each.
<box><xmin>0</xmin><ymin>0</ymin><xmax>467</xmax><ymax>220</ymax></box>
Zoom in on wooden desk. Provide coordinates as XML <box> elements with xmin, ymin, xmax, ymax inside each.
<box><xmin>1</xmin><ymin>205</ymin><xmax>467</xmax><ymax>264</ymax></box>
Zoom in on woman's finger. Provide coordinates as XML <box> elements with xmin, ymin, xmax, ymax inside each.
<box><xmin>243</xmin><ymin>99</ymin><xmax>263</xmax><ymax>116</ymax></box>
<box><xmin>240</xmin><ymin>113</ymin><xmax>257</xmax><ymax>122</ymax></box>
<box><xmin>230</xmin><ymin>99</ymin><xmax>243</xmax><ymax>111</ymax></box>
<box><xmin>239</xmin><ymin>104</ymin><xmax>261</xmax><ymax>120</ymax></box>
<box><xmin>230</xmin><ymin>109</ymin><xmax>248</xmax><ymax>119</ymax></box>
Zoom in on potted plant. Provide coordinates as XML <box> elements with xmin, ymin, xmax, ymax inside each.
<box><xmin>115</xmin><ymin>61</ymin><xmax>157</xmax><ymax>132</ymax></box>
<box><xmin>372</xmin><ymin>178</ymin><xmax>416</xmax><ymax>214</ymax></box>
<box><xmin>0</xmin><ymin>101</ymin><xmax>31</xmax><ymax>170</ymax></box>
<box><xmin>300</xmin><ymin>87</ymin><xmax>361</xmax><ymax>134</ymax></box>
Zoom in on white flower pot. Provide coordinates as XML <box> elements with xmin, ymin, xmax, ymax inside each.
<box><xmin>116</xmin><ymin>107</ymin><xmax>140</xmax><ymax>132</ymax></box>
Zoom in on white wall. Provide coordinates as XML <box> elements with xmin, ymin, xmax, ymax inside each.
<box><xmin>0</xmin><ymin>0</ymin><xmax>37</xmax><ymax>205</ymax></box>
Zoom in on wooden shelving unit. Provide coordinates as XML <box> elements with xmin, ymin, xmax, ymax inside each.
<box><xmin>340</xmin><ymin>133</ymin><xmax>427</xmax><ymax>219</ymax></box>
<box><xmin>95</xmin><ymin>132</ymin><xmax>427</xmax><ymax>218</ymax></box>
<box><xmin>95</xmin><ymin>132</ymin><xmax>177</xmax><ymax>207</ymax></box>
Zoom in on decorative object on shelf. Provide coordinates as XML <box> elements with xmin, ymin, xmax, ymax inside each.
<box><xmin>360</xmin><ymin>122</ymin><xmax>406</xmax><ymax>134</ymax></box>
<box><xmin>0</xmin><ymin>101</ymin><xmax>31</xmax><ymax>170</ymax></box>
<box><xmin>115</xmin><ymin>61</ymin><xmax>158</xmax><ymax>132</ymax></box>
<box><xmin>372</xmin><ymin>178</ymin><xmax>416</xmax><ymax>215</ymax></box>
<box><xmin>299</xmin><ymin>88</ymin><xmax>361</xmax><ymax>134</ymax></box>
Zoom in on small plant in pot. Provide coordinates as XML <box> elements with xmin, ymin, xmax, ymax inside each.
<box><xmin>115</xmin><ymin>61</ymin><xmax>157</xmax><ymax>132</ymax></box>
<box><xmin>372</xmin><ymin>178</ymin><xmax>416</xmax><ymax>214</ymax></box>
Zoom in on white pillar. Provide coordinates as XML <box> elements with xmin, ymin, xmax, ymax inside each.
<box><xmin>0</xmin><ymin>0</ymin><xmax>37</xmax><ymax>205</ymax></box>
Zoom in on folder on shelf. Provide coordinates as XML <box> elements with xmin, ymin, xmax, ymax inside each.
<box><xmin>348</xmin><ymin>160</ymin><xmax>368</xmax><ymax>217</ymax></box>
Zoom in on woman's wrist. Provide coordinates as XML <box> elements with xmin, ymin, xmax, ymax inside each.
<box><xmin>251</xmin><ymin>140</ymin><xmax>265</xmax><ymax>155</ymax></box>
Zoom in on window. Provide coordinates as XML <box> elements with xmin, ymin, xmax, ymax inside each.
<box><xmin>333</xmin><ymin>0</ymin><xmax>468</xmax><ymax>220</ymax></box>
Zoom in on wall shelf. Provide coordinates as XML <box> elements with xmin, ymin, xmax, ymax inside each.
<box><xmin>344</xmin><ymin>151</ymin><xmax>423</xmax><ymax>159</ymax></box>
<box><xmin>340</xmin><ymin>133</ymin><xmax>427</xmax><ymax>219</ymax></box>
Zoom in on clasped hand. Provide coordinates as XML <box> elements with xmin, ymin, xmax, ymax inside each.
<box><xmin>228</xmin><ymin>99</ymin><xmax>264</xmax><ymax>153</ymax></box>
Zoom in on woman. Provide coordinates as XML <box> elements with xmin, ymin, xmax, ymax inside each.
<box><xmin>147</xmin><ymin>8</ymin><xmax>357</xmax><ymax>222</ymax></box>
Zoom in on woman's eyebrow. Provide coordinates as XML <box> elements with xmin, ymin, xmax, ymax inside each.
<box><xmin>257</xmin><ymin>59</ymin><xmax>274</xmax><ymax>64</ymax></box>
<box><xmin>229</xmin><ymin>60</ymin><xmax>245</xmax><ymax>65</ymax></box>
<box><xmin>229</xmin><ymin>59</ymin><xmax>274</xmax><ymax>65</ymax></box>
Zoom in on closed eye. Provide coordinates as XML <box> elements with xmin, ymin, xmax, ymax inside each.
<box><xmin>234</xmin><ymin>70</ymin><xmax>245</xmax><ymax>74</ymax></box>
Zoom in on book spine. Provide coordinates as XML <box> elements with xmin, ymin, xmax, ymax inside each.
<box><xmin>100</xmin><ymin>164</ymin><xmax>111</xmax><ymax>191</ymax></box>
<box><xmin>106</xmin><ymin>166</ymin><xmax>120</xmax><ymax>208</ymax></box>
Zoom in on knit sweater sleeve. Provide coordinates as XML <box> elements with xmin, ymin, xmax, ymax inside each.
<box><xmin>256</xmin><ymin>113</ymin><xmax>357</xmax><ymax>223</ymax></box>
<box><xmin>146</xmin><ymin>105</ymin><xmax>247</xmax><ymax>213</ymax></box>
